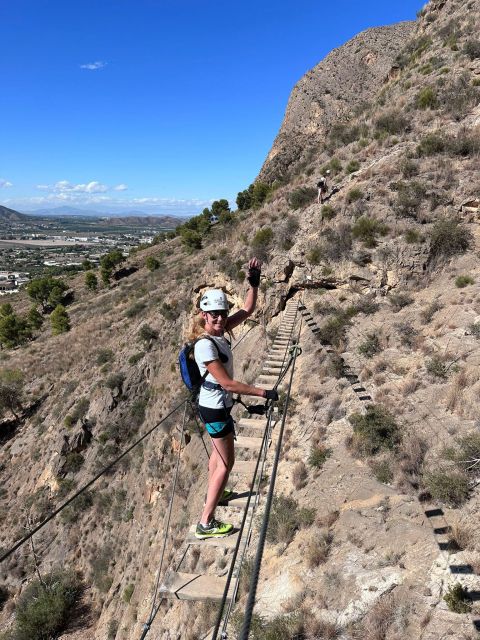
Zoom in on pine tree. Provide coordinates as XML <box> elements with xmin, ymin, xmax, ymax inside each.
<box><xmin>85</xmin><ymin>271</ymin><xmax>98</xmax><ymax>291</ymax></box>
<box><xmin>50</xmin><ymin>305</ymin><xmax>70</xmax><ymax>335</ymax></box>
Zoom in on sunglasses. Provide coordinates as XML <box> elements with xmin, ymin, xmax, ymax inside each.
<box><xmin>208</xmin><ymin>310</ymin><xmax>228</xmax><ymax>319</ymax></box>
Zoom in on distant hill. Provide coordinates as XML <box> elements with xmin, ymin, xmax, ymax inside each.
<box><xmin>98</xmin><ymin>215</ymin><xmax>185</xmax><ymax>228</ymax></box>
<box><xmin>0</xmin><ymin>204</ymin><xmax>31</xmax><ymax>222</ymax></box>
<box><xmin>27</xmin><ymin>206</ymin><xmax>187</xmax><ymax>224</ymax></box>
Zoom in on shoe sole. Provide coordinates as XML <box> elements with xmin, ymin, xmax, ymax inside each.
<box><xmin>194</xmin><ymin>530</ymin><xmax>233</xmax><ymax>540</ymax></box>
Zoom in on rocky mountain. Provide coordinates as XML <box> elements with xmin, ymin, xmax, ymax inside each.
<box><xmin>258</xmin><ymin>21</ymin><xmax>415</xmax><ymax>183</ymax></box>
<box><xmin>1</xmin><ymin>1</ymin><xmax>480</xmax><ymax>639</ymax></box>
<box><xmin>0</xmin><ymin>205</ymin><xmax>30</xmax><ymax>223</ymax></box>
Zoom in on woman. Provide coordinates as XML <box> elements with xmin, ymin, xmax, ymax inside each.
<box><xmin>192</xmin><ymin>258</ymin><xmax>278</xmax><ymax>539</ymax></box>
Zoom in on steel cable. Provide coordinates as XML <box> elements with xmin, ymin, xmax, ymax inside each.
<box><xmin>0</xmin><ymin>397</ymin><xmax>188</xmax><ymax>564</ymax></box>
<box><xmin>238</xmin><ymin>308</ymin><xmax>302</xmax><ymax>640</ymax></box>
<box><xmin>213</xmin><ymin>302</ymin><xmax>302</xmax><ymax>639</ymax></box>
<box><xmin>140</xmin><ymin>402</ymin><xmax>189</xmax><ymax>639</ymax></box>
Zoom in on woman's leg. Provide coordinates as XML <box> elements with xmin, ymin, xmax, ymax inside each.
<box><xmin>201</xmin><ymin>432</ymin><xmax>235</xmax><ymax>524</ymax></box>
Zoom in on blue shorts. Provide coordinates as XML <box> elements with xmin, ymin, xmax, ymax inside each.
<box><xmin>198</xmin><ymin>406</ymin><xmax>235</xmax><ymax>439</ymax></box>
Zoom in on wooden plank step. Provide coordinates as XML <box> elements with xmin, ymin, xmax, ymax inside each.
<box><xmin>257</xmin><ymin>375</ymin><xmax>279</xmax><ymax>383</ymax></box>
<box><xmin>353</xmin><ymin>387</ymin><xmax>366</xmax><ymax>392</ymax></box>
<box><xmin>160</xmin><ymin>572</ymin><xmax>231</xmax><ymax>602</ymax></box>
<box><xmin>185</xmin><ymin>526</ymin><xmax>240</xmax><ymax>549</ymax></box>
<box><xmin>237</xmin><ymin>418</ymin><xmax>268</xmax><ymax>429</ymax></box>
<box><xmin>218</xmin><ymin>490</ymin><xmax>257</xmax><ymax>508</ymax></box>
<box><xmin>359</xmin><ymin>395</ymin><xmax>372</xmax><ymax>401</ymax></box>
<box><xmin>231</xmin><ymin>460</ymin><xmax>257</xmax><ymax>475</ymax></box>
<box><xmin>235</xmin><ymin>435</ymin><xmax>264</xmax><ymax>450</ymax></box>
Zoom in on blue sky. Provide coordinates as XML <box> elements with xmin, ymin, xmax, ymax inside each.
<box><xmin>0</xmin><ymin>0</ymin><xmax>422</xmax><ymax>216</ymax></box>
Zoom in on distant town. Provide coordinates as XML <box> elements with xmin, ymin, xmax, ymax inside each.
<box><xmin>0</xmin><ymin>209</ymin><xmax>182</xmax><ymax>293</ymax></box>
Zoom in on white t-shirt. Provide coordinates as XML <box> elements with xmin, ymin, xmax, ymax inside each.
<box><xmin>194</xmin><ymin>335</ymin><xmax>234</xmax><ymax>409</ymax></box>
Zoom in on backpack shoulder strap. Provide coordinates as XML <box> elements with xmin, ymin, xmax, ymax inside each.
<box><xmin>194</xmin><ymin>335</ymin><xmax>220</xmax><ymax>384</ymax></box>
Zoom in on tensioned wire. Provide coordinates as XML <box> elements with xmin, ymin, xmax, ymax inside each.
<box><xmin>238</xmin><ymin>306</ymin><xmax>303</xmax><ymax>640</ymax></box>
<box><xmin>140</xmin><ymin>309</ymin><xmax>298</xmax><ymax>638</ymax></box>
<box><xmin>0</xmin><ymin>319</ymin><xmax>263</xmax><ymax>566</ymax></box>
<box><xmin>213</xmin><ymin>300</ymin><xmax>303</xmax><ymax>640</ymax></box>
<box><xmin>139</xmin><ymin>301</ymin><xmax>301</xmax><ymax>640</ymax></box>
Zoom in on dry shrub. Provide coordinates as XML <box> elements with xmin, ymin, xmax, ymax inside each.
<box><xmin>446</xmin><ymin>369</ymin><xmax>469</xmax><ymax>413</ymax></box>
<box><xmin>292</xmin><ymin>460</ymin><xmax>308</xmax><ymax>490</ymax></box>
<box><xmin>303</xmin><ymin>614</ymin><xmax>340</xmax><ymax>639</ymax></box>
<box><xmin>352</xmin><ymin>593</ymin><xmax>401</xmax><ymax>640</ymax></box>
<box><xmin>401</xmin><ymin>376</ymin><xmax>420</xmax><ymax>395</ymax></box>
<box><xmin>448</xmin><ymin>519</ymin><xmax>477</xmax><ymax>552</ymax></box>
<box><xmin>305</xmin><ymin>528</ymin><xmax>333</xmax><ymax>568</ymax></box>
<box><xmin>317</xmin><ymin>510</ymin><xmax>340</xmax><ymax>528</ymax></box>
<box><xmin>395</xmin><ymin>434</ymin><xmax>427</xmax><ymax>491</ymax></box>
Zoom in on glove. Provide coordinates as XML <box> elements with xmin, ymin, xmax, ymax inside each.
<box><xmin>247</xmin><ymin>266</ymin><xmax>261</xmax><ymax>288</ymax></box>
<box><xmin>264</xmin><ymin>389</ymin><xmax>279</xmax><ymax>401</ymax></box>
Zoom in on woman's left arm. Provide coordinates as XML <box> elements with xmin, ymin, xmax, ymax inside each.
<box><xmin>225</xmin><ymin>257</ymin><xmax>261</xmax><ymax>331</ymax></box>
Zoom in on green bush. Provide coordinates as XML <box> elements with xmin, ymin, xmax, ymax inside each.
<box><xmin>123</xmin><ymin>584</ymin><xmax>135</xmax><ymax>603</ymax></box>
<box><xmin>128</xmin><ymin>352</ymin><xmax>145</xmax><ymax>365</ymax></box>
<box><xmin>266</xmin><ymin>495</ymin><xmax>315</xmax><ymax>545</ymax></box>
<box><xmin>307</xmin><ymin>246</ymin><xmax>322</xmax><ymax>265</ymax></box>
<box><xmin>308</xmin><ymin>445</ymin><xmax>331</xmax><ymax>468</ymax></box>
<box><xmin>463</xmin><ymin>39</ymin><xmax>480</xmax><ymax>60</ymax></box>
<box><xmin>105</xmin><ymin>372</ymin><xmax>126</xmax><ymax>391</ymax></box>
<box><xmin>60</xmin><ymin>491</ymin><xmax>94</xmax><ymax>523</ymax></box>
<box><xmin>138</xmin><ymin>324</ymin><xmax>158</xmax><ymax>346</ymax></box>
<box><xmin>444</xmin><ymin>583</ymin><xmax>472</xmax><ymax>613</ymax></box>
<box><xmin>319</xmin><ymin>224</ymin><xmax>353</xmax><ymax>261</ymax></box>
<box><xmin>62</xmin><ymin>452</ymin><xmax>85</xmax><ymax>474</ymax></box>
<box><xmin>252</xmin><ymin>227</ymin><xmax>273</xmax><ymax>248</ymax></box>
<box><xmin>426</xmin><ymin>355</ymin><xmax>448</xmax><ymax>379</ymax></box>
<box><xmin>400</xmin><ymin>158</ymin><xmax>419</xmax><ymax>178</ymax></box>
<box><xmin>14</xmin><ymin>569</ymin><xmax>81</xmax><ymax>640</ymax></box>
<box><xmin>125</xmin><ymin>301</ymin><xmax>146</xmax><ymax>318</ymax></box>
<box><xmin>0</xmin><ymin>310</ymin><xmax>32</xmax><ymax>349</ymax></box>
<box><xmin>145</xmin><ymin>256</ymin><xmax>160</xmax><ymax>271</ymax></box>
<box><xmin>85</xmin><ymin>271</ymin><xmax>98</xmax><ymax>291</ymax></box>
<box><xmin>349</xmin><ymin>404</ymin><xmax>400</xmax><ymax>456</ymax></box>
<box><xmin>346</xmin><ymin>188</ymin><xmax>363</xmax><ymax>204</ymax></box>
<box><xmin>388</xmin><ymin>292</ymin><xmax>413</xmax><ymax>311</ymax></box>
<box><xmin>391</xmin><ymin>180</ymin><xmax>427</xmax><ymax>218</ymax></box>
<box><xmin>321</xmin><ymin>204</ymin><xmax>335</xmax><ymax>220</ymax></box>
<box><xmin>180</xmin><ymin>229</ymin><xmax>202</xmax><ymax>250</ymax></box>
<box><xmin>404</xmin><ymin>228</ymin><xmax>422</xmax><ymax>244</ymax></box>
<box><xmin>352</xmin><ymin>216</ymin><xmax>388</xmax><ymax>247</ymax></box>
<box><xmin>26</xmin><ymin>277</ymin><xmax>68</xmax><ymax>312</ymax></box>
<box><xmin>345</xmin><ymin>160</ymin><xmax>360</xmax><ymax>174</ymax></box>
<box><xmin>96</xmin><ymin>349</ymin><xmax>114</xmax><ymax>365</ymax></box>
<box><xmin>424</xmin><ymin>469</ymin><xmax>469</xmax><ymax>506</ymax></box>
<box><xmin>329</xmin><ymin>122</ymin><xmax>368</xmax><ymax>146</ymax></box>
<box><xmin>415</xmin><ymin>86</ymin><xmax>438</xmax><ymax>109</ymax></box>
<box><xmin>375</xmin><ymin>110</ymin><xmax>409</xmax><ymax>135</ymax></box>
<box><xmin>455</xmin><ymin>275</ymin><xmax>474</xmax><ymax>288</ymax></box>
<box><xmin>441</xmin><ymin>74</ymin><xmax>479</xmax><ymax>119</ymax></box>
<box><xmin>287</xmin><ymin>186</ymin><xmax>317</xmax><ymax>210</ymax></box>
<box><xmin>358</xmin><ymin>333</ymin><xmax>381</xmax><ymax>358</ymax></box>
<box><xmin>50</xmin><ymin>304</ymin><xmax>70</xmax><ymax>335</ymax></box>
<box><xmin>429</xmin><ymin>219</ymin><xmax>472</xmax><ymax>259</ymax></box>
<box><xmin>100</xmin><ymin>250</ymin><xmax>124</xmax><ymax>285</ymax></box>
<box><xmin>417</xmin><ymin>132</ymin><xmax>447</xmax><ymax>156</ymax></box>
<box><xmin>371</xmin><ymin>458</ymin><xmax>393</xmax><ymax>484</ymax></box>
<box><xmin>236</xmin><ymin>182</ymin><xmax>271</xmax><ymax>210</ymax></box>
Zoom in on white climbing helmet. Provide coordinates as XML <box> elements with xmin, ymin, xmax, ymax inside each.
<box><xmin>200</xmin><ymin>289</ymin><xmax>229</xmax><ymax>311</ymax></box>
<box><xmin>326</xmin><ymin>170</ymin><xmax>331</xmax><ymax>175</ymax></box>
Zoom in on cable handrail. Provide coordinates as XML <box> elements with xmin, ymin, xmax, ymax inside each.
<box><xmin>0</xmin><ymin>397</ymin><xmax>188</xmax><ymax>565</ymax></box>
<box><xmin>239</xmin><ymin>305</ymin><xmax>303</xmax><ymax>640</ymax></box>
<box><xmin>212</xmin><ymin>301</ymin><xmax>302</xmax><ymax>639</ymax></box>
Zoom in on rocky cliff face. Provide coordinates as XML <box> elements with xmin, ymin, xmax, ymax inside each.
<box><xmin>258</xmin><ymin>22</ymin><xmax>415</xmax><ymax>183</ymax></box>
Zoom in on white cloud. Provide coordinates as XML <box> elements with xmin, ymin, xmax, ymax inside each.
<box><xmin>114</xmin><ymin>183</ymin><xmax>128</xmax><ymax>191</ymax></box>
<box><xmin>80</xmin><ymin>61</ymin><xmax>107</xmax><ymax>70</ymax></box>
<box><xmin>0</xmin><ymin>179</ymin><xmax>13</xmax><ymax>188</ymax></box>
<box><xmin>42</xmin><ymin>180</ymin><xmax>109</xmax><ymax>193</ymax></box>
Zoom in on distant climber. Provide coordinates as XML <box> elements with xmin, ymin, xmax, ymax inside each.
<box><xmin>189</xmin><ymin>258</ymin><xmax>278</xmax><ymax>540</ymax></box>
<box><xmin>317</xmin><ymin>170</ymin><xmax>330</xmax><ymax>204</ymax></box>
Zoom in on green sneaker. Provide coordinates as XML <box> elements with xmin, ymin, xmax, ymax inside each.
<box><xmin>195</xmin><ymin>518</ymin><xmax>234</xmax><ymax>539</ymax></box>
<box><xmin>220</xmin><ymin>488</ymin><xmax>234</xmax><ymax>502</ymax></box>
